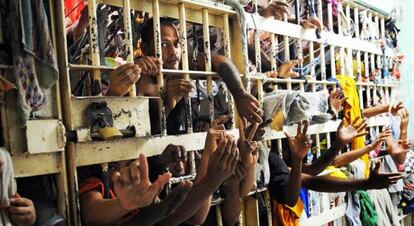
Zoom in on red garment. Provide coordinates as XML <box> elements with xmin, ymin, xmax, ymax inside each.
<box><xmin>64</xmin><ymin>0</ymin><xmax>85</xmax><ymax>27</ymax></box>
<box><xmin>79</xmin><ymin>177</ymin><xmax>116</xmax><ymax>198</ymax></box>
<box><xmin>79</xmin><ymin>177</ymin><xmax>139</xmax><ymax>222</ymax></box>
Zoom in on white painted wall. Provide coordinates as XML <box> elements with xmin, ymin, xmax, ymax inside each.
<box><xmin>393</xmin><ymin>0</ymin><xmax>414</xmax><ymax>139</ymax></box>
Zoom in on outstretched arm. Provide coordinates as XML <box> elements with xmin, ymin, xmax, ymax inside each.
<box><xmin>303</xmin><ymin>117</ymin><xmax>368</xmax><ymax>175</ymax></box>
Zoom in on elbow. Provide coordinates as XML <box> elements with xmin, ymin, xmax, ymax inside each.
<box><xmin>284</xmin><ymin>197</ymin><xmax>297</xmax><ymax>208</ymax></box>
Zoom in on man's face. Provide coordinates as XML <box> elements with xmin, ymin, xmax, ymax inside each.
<box><xmin>160</xmin><ymin>24</ymin><xmax>181</xmax><ymax>70</ymax></box>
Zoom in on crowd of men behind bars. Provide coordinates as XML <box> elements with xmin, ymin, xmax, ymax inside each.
<box><xmin>0</xmin><ymin>0</ymin><xmax>411</xmax><ymax>225</ymax></box>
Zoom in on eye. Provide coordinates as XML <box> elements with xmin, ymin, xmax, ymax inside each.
<box><xmin>161</xmin><ymin>42</ymin><xmax>168</xmax><ymax>48</ymax></box>
<box><xmin>174</xmin><ymin>42</ymin><xmax>180</xmax><ymax>48</ymax></box>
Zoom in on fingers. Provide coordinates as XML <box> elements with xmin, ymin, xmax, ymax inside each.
<box><xmin>179</xmin><ymin>145</ymin><xmax>187</xmax><ymax>161</ymax></box>
<box><xmin>221</xmin><ymin>136</ymin><xmax>235</xmax><ymax>164</ymax></box>
<box><xmin>112</xmin><ymin>171</ymin><xmax>122</xmax><ymax>188</ymax></box>
<box><xmin>297</xmin><ymin>121</ymin><xmax>302</xmax><ymax>135</ymax></box>
<box><xmin>372</xmin><ymin>161</ymin><xmax>381</xmax><ymax>173</ymax></box>
<box><xmin>356</xmin><ymin>131</ymin><xmax>369</xmax><ymax>138</ymax></box>
<box><xmin>150</xmin><ymin>172</ymin><xmax>172</xmax><ymax>194</ymax></box>
<box><xmin>246</xmin><ymin>123</ymin><xmax>259</xmax><ymax>140</ymax></box>
<box><xmin>309</xmin><ymin>17</ymin><xmax>323</xmax><ymax>31</ymax></box>
<box><xmin>338</xmin><ymin>118</ymin><xmax>345</xmax><ymax>129</ymax></box>
<box><xmin>129</xmin><ymin>161</ymin><xmax>141</xmax><ymax>186</ymax></box>
<box><xmin>302</xmin><ymin>120</ymin><xmax>309</xmax><ymax>135</ymax></box>
<box><xmin>238</xmin><ymin>118</ymin><xmax>246</xmax><ymax>141</ymax></box>
<box><xmin>139</xmin><ymin>153</ymin><xmax>149</xmax><ymax>182</ymax></box>
<box><xmin>351</xmin><ymin>116</ymin><xmax>361</xmax><ymax>127</ymax></box>
<box><xmin>120</xmin><ymin>167</ymin><xmax>131</xmax><ymax>186</ymax></box>
<box><xmin>284</xmin><ymin>132</ymin><xmax>292</xmax><ymax>142</ymax></box>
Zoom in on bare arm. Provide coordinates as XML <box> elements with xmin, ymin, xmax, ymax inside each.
<box><xmin>332</xmin><ymin>146</ymin><xmax>373</xmax><ymax>168</ymax></box>
<box><xmin>302</xmin><ymin>142</ymin><xmax>343</xmax><ymax>176</ymax></box>
<box><xmin>303</xmin><ymin>118</ymin><xmax>368</xmax><ymax>175</ymax></box>
<box><xmin>80</xmin><ymin>192</ymin><xmax>131</xmax><ymax>226</ymax></box>
<box><xmin>362</xmin><ymin>104</ymin><xmax>389</xmax><ymax>118</ymax></box>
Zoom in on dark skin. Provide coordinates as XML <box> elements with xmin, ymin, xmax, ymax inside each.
<box><xmin>302</xmin><ymin>117</ymin><xmax>368</xmax><ymax>176</ymax></box>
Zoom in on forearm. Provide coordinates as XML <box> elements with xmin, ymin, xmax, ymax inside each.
<box><xmin>159</xmin><ymin>176</ymin><xmax>219</xmax><ymax>225</ymax></box>
<box><xmin>303</xmin><ymin>142</ymin><xmax>343</xmax><ymax>175</ymax></box>
<box><xmin>81</xmin><ymin>198</ymin><xmax>130</xmax><ymax>226</ymax></box>
<box><xmin>302</xmin><ymin>174</ymin><xmax>369</xmax><ymax>192</ymax></box>
<box><xmin>332</xmin><ymin>145</ymin><xmax>373</xmax><ymax>167</ymax></box>
<box><xmin>222</xmin><ymin>183</ymin><xmax>242</xmax><ymax>226</ymax></box>
<box><xmin>240</xmin><ymin>164</ymin><xmax>256</xmax><ymax>197</ymax></box>
<box><xmin>212</xmin><ymin>55</ymin><xmax>246</xmax><ymax>98</ymax></box>
<box><xmin>284</xmin><ymin>158</ymin><xmax>303</xmax><ymax>207</ymax></box>
<box><xmin>362</xmin><ymin>104</ymin><xmax>388</xmax><ymax>118</ymax></box>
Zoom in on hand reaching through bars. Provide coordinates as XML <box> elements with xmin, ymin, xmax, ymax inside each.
<box><xmin>204</xmin><ymin>124</ymin><xmax>226</xmax><ymax>155</ymax></box>
<box><xmin>238</xmin><ymin>120</ymin><xmax>259</xmax><ymax>169</ymax></box>
<box><xmin>136</xmin><ymin>56</ymin><xmax>162</xmax><ymax>77</ymax></box>
<box><xmin>400</xmin><ymin>108</ymin><xmax>409</xmax><ymax>140</ymax></box>
<box><xmin>388</xmin><ymin>102</ymin><xmax>404</xmax><ymax>116</ymax></box>
<box><xmin>278</xmin><ymin>59</ymin><xmax>301</xmax><ymax>79</ymax></box>
<box><xmin>336</xmin><ymin>117</ymin><xmax>368</xmax><ymax>146</ymax></box>
<box><xmin>285</xmin><ymin>121</ymin><xmax>312</xmax><ymax>161</ymax></box>
<box><xmin>165</xmin><ymin>78</ymin><xmax>193</xmax><ymax>112</ymax></box>
<box><xmin>259</xmin><ymin>0</ymin><xmax>291</xmax><ymax>20</ymax></box>
<box><xmin>301</xmin><ymin>17</ymin><xmax>323</xmax><ymax>32</ymax></box>
<box><xmin>367</xmin><ymin>129</ymin><xmax>392</xmax><ymax>150</ymax></box>
<box><xmin>234</xmin><ymin>92</ymin><xmax>263</xmax><ymax>124</ymax></box>
<box><xmin>112</xmin><ymin>154</ymin><xmax>171</xmax><ymax>210</ymax></box>
<box><xmin>366</xmin><ymin>161</ymin><xmax>403</xmax><ymax>189</ymax></box>
<box><xmin>206</xmin><ymin>135</ymin><xmax>239</xmax><ymax>184</ymax></box>
<box><xmin>157</xmin><ymin>144</ymin><xmax>187</xmax><ymax>176</ymax></box>
<box><xmin>328</xmin><ymin>88</ymin><xmax>347</xmax><ymax>117</ymax></box>
<box><xmin>388</xmin><ymin>140</ymin><xmax>412</xmax><ymax>165</ymax></box>
<box><xmin>107</xmin><ymin>63</ymin><xmax>141</xmax><ymax>96</ymax></box>
<box><xmin>244</xmin><ymin>119</ymin><xmax>272</xmax><ymax>141</ymax></box>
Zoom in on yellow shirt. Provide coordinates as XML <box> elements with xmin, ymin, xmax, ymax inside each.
<box><xmin>273</xmin><ymin>199</ymin><xmax>304</xmax><ymax>226</ymax></box>
<box><xmin>336</xmin><ymin>75</ymin><xmax>369</xmax><ymax>177</ymax></box>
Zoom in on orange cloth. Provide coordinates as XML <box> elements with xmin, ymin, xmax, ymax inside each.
<box><xmin>336</xmin><ymin>75</ymin><xmax>369</xmax><ymax>177</ymax></box>
<box><xmin>273</xmin><ymin>199</ymin><xmax>304</xmax><ymax>226</ymax></box>
<box><xmin>79</xmin><ymin>177</ymin><xmax>116</xmax><ymax>198</ymax></box>
<box><xmin>79</xmin><ymin>177</ymin><xmax>139</xmax><ymax>221</ymax></box>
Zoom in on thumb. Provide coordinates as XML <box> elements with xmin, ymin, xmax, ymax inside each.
<box><xmin>149</xmin><ymin>172</ymin><xmax>171</xmax><ymax>194</ymax></box>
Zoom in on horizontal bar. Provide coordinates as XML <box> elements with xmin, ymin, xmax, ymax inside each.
<box><xmin>75</xmin><ymin>129</ymin><xmax>240</xmax><ymax>166</ymax></box>
<box><xmin>245</xmin><ymin>14</ymin><xmax>394</xmax><ymax>57</ymax></box>
<box><xmin>263</xmin><ymin>116</ymin><xmax>391</xmax><ymax>140</ymax></box>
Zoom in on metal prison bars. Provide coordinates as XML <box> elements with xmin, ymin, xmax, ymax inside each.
<box><xmin>0</xmin><ymin>0</ymin><xmax>404</xmax><ymax>225</ymax></box>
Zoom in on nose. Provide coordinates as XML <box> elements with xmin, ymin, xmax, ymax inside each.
<box><xmin>167</xmin><ymin>45</ymin><xmax>179</xmax><ymax>58</ymax></box>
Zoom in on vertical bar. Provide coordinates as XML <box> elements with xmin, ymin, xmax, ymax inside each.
<box><xmin>88</xmin><ymin>0</ymin><xmax>102</xmax><ymax>95</ymax></box>
<box><xmin>309</xmin><ymin>41</ymin><xmax>316</xmax><ymax>92</ymax></box>
<box><xmin>374</xmin><ymin>15</ymin><xmax>379</xmax><ymax>40</ymax></box>
<box><xmin>315</xmin><ymin>133</ymin><xmax>321</xmax><ymax>158</ymax></box>
<box><xmin>327</xmin><ymin>1</ymin><xmax>334</xmax><ymax>32</ymax></box>
<box><xmin>337</xmin><ymin>2</ymin><xmax>342</xmax><ymax>35</ymax></box>
<box><xmin>215</xmin><ymin>205</ymin><xmax>224</xmax><ymax>226</ymax></box>
<box><xmin>56</xmin><ymin>0</ymin><xmax>78</xmax><ymax>223</ymax></box>
<box><xmin>354</xmin><ymin>7</ymin><xmax>360</xmax><ymax>39</ymax></box>
<box><xmin>179</xmin><ymin>3</ymin><xmax>193</xmax><ymax>133</ymax></box>
<box><xmin>358</xmin><ymin>83</ymin><xmax>364</xmax><ymax>110</ymax></box>
<box><xmin>364</xmin><ymin>51</ymin><xmax>369</xmax><ymax>79</ymax></box>
<box><xmin>380</xmin><ymin>17</ymin><xmax>385</xmax><ymax>39</ymax></box>
<box><xmin>366</xmin><ymin>84</ymin><xmax>372</xmax><ymax>108</ymax></box>
<box><xmin>153</xmin><ymin>0</ymin><xmax>167</xmax><ymax>135</ymax></box>
<box><xmin>317</xmin><ymin>0</ymin><xmax>327</xmax><ymax>89</ymax></box>
<box><xmin>202</xmin><ymin>9</ymin><xmax>214</xmax><ymax>124</ymax></box>
<box><xmin>330</xmin><ymin>45</ymin><xmax>336</xmax><ymax>78</ymax></box>
<box><xmin>122</xmin><ymin>0</ymin><xmax>136</xmax><ymax>96</ymax></box>
<box><xmin>254</xmin><ymin>30</ymin><xmax>261</xmax><ymax>73</ymax></box>
<box><xmin>368</xmin><ymin>12</ymin><xmax>373</xmax><ymax>41</ymax></box>
<box><xmin>264</xmin><ymin>191</ymin><xmax>273</xmax><ymax>226</ymax></box>
<box><xmin>223</xmin><ymin>13</ymin><xmax>236</xmax><ymax>129</ymax></box>
<box><xmin>270</xmin><ymin>33</ymin><xmax>279</xmax><ymax>90</ymax></box>
<box><xmin>244</xmin><ymin>196</ymin><xmax>260</xmax><ymax>226</ymax></box>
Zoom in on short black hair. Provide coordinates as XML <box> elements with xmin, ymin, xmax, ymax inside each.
<box><xmin>140</xmin><ymin>17</ymin><xmax>177</xmax><ymax>45</ymax></box>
